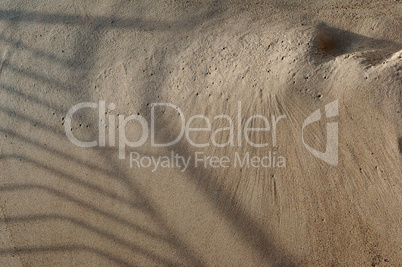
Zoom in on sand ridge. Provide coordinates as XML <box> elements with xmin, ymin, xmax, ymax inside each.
<box><xmin>0</xmin><ymin>0</ymin><xmax>401</xmax><ymax>266</ymax></box>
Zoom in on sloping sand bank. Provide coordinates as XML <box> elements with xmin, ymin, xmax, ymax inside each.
<box><xmin>0</xmin><ymin>1</ymin><xmax>401</xmax><ymax>266</ymax></box>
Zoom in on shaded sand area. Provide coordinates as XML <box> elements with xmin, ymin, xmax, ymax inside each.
<box><xmin>0</xmin><ymin>1</ymin><xmax>401</xmax><ymax>266</ymax></box>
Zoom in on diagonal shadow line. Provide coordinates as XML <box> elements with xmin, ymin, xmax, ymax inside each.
<box><xmin>2</xmin><ymin>22</ymin><xmax>209</xmax><ymax>266</ymax></box>
<box><xmin>133</xmin><ymin>20</ymin><xmax>402</xmax><ymax>266</ymax></box>
<box><xmin>134</xmin><ymin>141</ymin><xmax>298</xmax><ymax>266</ymax></box>
<box><xmin>0</xmin><ymin>84</ymin><xmax>67</xmax><ymax>113</ymax></box>
<box><xmin>0</xmin><ymin>105</ymin><xmax>168</xmax><ymax>159</ymax></box>
<box><xmin>0</xmin><ymin>154</ymin><xmax>144</xmax><ymax>210</ymax></box>
<box><xmin>0</xmin><ymin>127</ymin><xmax>168</xmax><ymax>200</ymax></box>
<box><xmin>136</xmin><ymin>65</ymin><xmax>297</xmax><ymax>263</ymax></box>
<box><xmin>0</xmin><ymin>214</ymin><xmax>179</xmax><ymax>266</ymax></box>
<box><xmin>1</xmin><ymin>127</ymin><xmax>207</xmax><ymax>265</ymax></box>
<box><xmin>74</xmin><ymin>1</ymin><xmax>297</xmax><ymax>264</ymax></box>
<box><xmin>0</xmin><ymin>33</ymin><xmax>74</xmax><ymax>67</ymax></box>
<box><xmin>0</xmin><ymin>2</ymin><xmax>398</xmax><ymax>266</ymax></box>
<box><xmin>0</xmin><ymin>127</ymin><xmax>120</xmax><ymax>182</ymax></box>
<box><xmin>0</xmin><ymin>2</ymin><xmax>222</xmax><ymax>265</ymax></box>
<box><xmin>71</xmin><ymin>0</ymin><xmax>221</xmax><ymax>251</ymax></box>
<box><xmin>134</xmin><ymin>25</ymin><xmax>299</xmax><ymax>267</ymax></box>
<box><xmin>68</xmin><ymin>6</ymin><xmax>215</xmax><ymax>256</ymax></box>
<box><xmin>0</xmin><ymin>121</ymin><xmax>207</xmax><ymax>260</ymax></box>
<box><xmin>97</xmin><ymin>161</ymin><xmax>208</xmax><ymax>267</ymax></box>
<box><xmin>0</xmin><ymin>183</ymin><xmax>171</xmax><ymax>245</ymax></box>
<box><xmin>0</xmin><ymin>109</ymin><xmax>171</xmax><ymax>163</ymax></box>
<box><xmin>0</xmin><ymin>8</ymin><xmax>223</xmax><ymax>31</ymax></box>
<box><xmin>0</xmin><ymin>245</ymin><xmax>134</xmax><ymax>266</ymax></box>
<box><xmin>67</xmin><ymin>9</ymin><xmax>207</xmax><ymax>266</ymax></box>
<box><xmin>3</xmin><ymin>61</ymin><xmax>72</xmax><ymax>91</ymax></box>
<box><xmin>0</xmin><ymin>120</ymin><xmax>209</xmax><ymax>263</ymax></box>
<box><xmin>0</xmin><ymin>107</ymin><xmax>65</xmax><ymax>136</ymax></box>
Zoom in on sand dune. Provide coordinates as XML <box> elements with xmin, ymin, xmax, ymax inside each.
<box><xmin>0</xmin><ymin>1</ymin><xmax>401</xmax><ymax>266</ymax></box>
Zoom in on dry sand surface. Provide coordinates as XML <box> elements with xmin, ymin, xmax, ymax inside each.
<box><xmin>0</xmin><ymin>0</ymin><xmax>401</xmax><ymax>266</ymax></box>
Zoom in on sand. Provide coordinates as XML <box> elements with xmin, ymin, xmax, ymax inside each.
<box><xmin>0</xmin><ymin>0</ymin><xmax>401</xmax><ymax>266</ymax></box>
